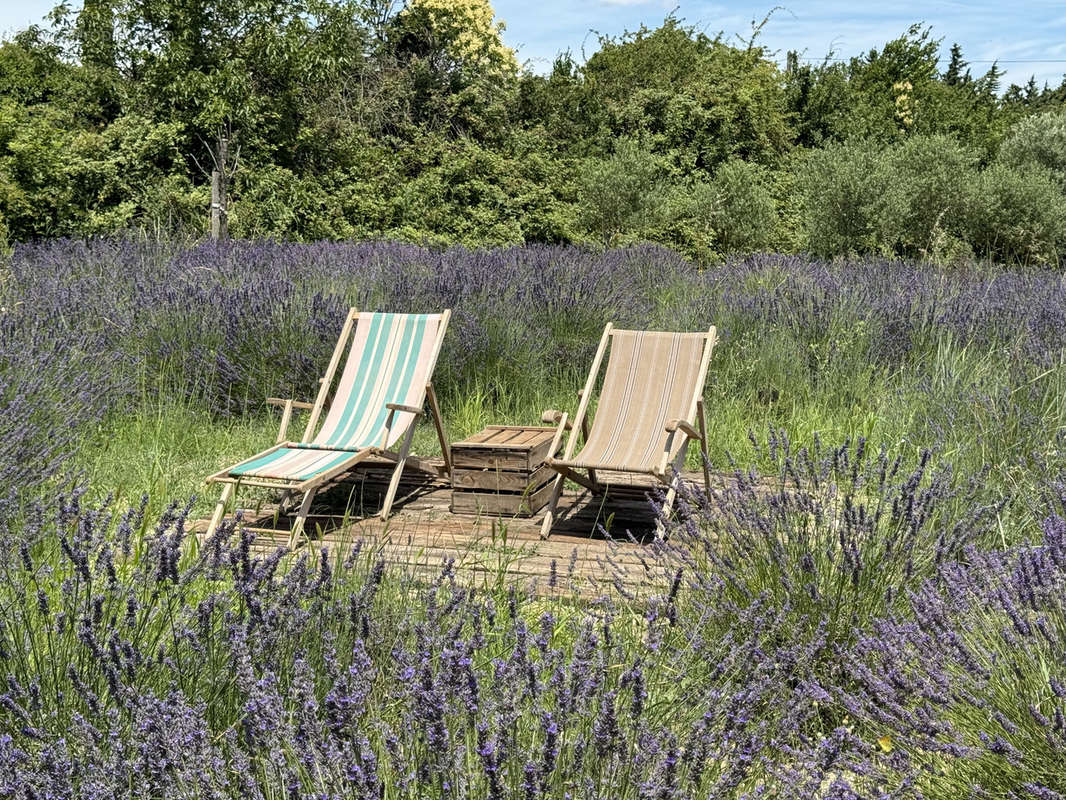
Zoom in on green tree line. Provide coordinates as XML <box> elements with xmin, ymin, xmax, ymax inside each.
<box><xmin>2</xmin><ymin>1</ymin><xmax>1066</xmax><ymax>265</ymax></box>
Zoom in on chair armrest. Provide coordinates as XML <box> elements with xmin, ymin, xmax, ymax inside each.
<box><xmin>541</xmin><ymin>409</ymin><xmax>573</xmax><ymax>430</ymax></box>
<box><xmin>665</xmin><ymin>419</ymin><xmax>701</xmax><ymax>440</ymax></box>
<box><xmin>266</xmin><ymin>397</ymin><xmax>314</xmax><ymax>410</ymax></box>
<box><xmin>267</xmin><ymin>398</ymin><xmax>314</xmax><ymax>445</ymax></box>
<box><xmin>386</xmin><ymin>402</ymin><xmax>425</xmax><ymax>416</ymax></box>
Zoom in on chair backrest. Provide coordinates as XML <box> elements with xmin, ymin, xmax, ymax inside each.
<box><xmin>310</xmin><ymin>312</ymin><xmax>447</xmax><ymax>451</ymax></box>
<box><xmin>575</xmin><ymin>329</ymin><xmax>713</xmax><ymax>472</ymax></box>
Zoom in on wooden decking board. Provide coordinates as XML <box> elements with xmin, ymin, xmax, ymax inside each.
<box><xmin>193</xmin><ymin>458</ymin><xmax>723</xmax><ymax>596</ymax></box>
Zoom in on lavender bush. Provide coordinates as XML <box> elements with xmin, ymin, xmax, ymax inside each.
<box><xmin>0</xmin><ymin>488</ymin><xmax>864</xmax><ymax>798</ymax></box>
<box><xmin>834</xmin><ymin>512</ymin><xmax>1066</xmax><ymax>797</ymax></box>
<box><xmin>0</xmin><ymin>237</ymin><xmax>1065</xmax><ymax>797</ymax></box>
<box><xmin>4</xmin><ymin>237</ymin><xmax>1066</xmax><ymax>504</ymax></box>
<box><xmin>664</xmin><ymin>431</ymin><xmax>1007</xmax><ymax>650</ymax></box>
<box><xmin>2</xmin><ymin>443</ymin><xmax>1064</xmax><ymax>797</ymax></box>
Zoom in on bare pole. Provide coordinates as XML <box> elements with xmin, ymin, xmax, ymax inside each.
<box><xmin>209</xmin><ymin>132</ymin><xmax>229</xmax><ymax>240</ymax></box>
<box><xmin>210</xmin><ymin>169</ymin><xmax>221</xmax><ymax>240</ymax></box>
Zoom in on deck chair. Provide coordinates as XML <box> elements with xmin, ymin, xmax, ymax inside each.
<box><xmin>205</xmin><ymin>309</ymin><xmax>452</xmax><ymax>546</ymax></box>
<box><xmin>539</xmin><ymin>323</ymin><xmax>717</xmax><ymax>539</ymax></box>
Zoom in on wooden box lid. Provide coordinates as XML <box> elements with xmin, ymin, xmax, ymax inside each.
<box><xmin>452</xmin><ymin>425</ymin><xmax>558</xmax><ymax>471</ymax></box>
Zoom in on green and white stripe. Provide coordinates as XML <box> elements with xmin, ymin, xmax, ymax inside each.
<box><xmin>229</xmin><ymin>312</ymin><xmax>439</xmax><ymax>482</ymax></box>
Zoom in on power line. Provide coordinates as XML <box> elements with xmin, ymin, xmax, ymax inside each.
<box><xmin>796</xmin><ymin>57</ymin><xmax>1066</xmax><ymax>63</ymax></box>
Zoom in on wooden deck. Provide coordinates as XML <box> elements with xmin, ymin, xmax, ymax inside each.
<box><xmin>192</xmin><ymin>458</ymin><xmax>701</xmax><ymax>598</ymax></box>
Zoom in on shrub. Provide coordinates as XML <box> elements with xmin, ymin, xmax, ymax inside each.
<box><xmin>575</xmin><ymin>138</ymin><xmax>668</xmax><ymax>247</ymax></box>
<box><xmin>966</xmin><ymin>162</ymin><xmax>1066</xmax><ymax>266</ymax></box>
<box><xmin>0</xmin><ymin>487</ymin><xmax>887</xmax><ymax>798</ymax></box>
<box><xmin>840</xmin><ymin>514</ymin><xmax>1066</xmax><ymax>797</ymax></box>
<box><xmin>668</xmin><ymin>434</ymin><xmax>1004</xmax><ymax>655</ymax></box>
<box><xmin>998</xmin><ymin>109</ymin><xmax>1066</xmax><ymax>184</ymax></box>
<box><xmin>652</xmin><ymin>160</ymin><xmax>777</xmax><ymax>262</ymax></box>
<box><xmin>871</xmin><ymin>134</ymin><xmax>978</xmax><ymax>261</ymax></box>
<box><xmin>795</xmin><ymin>140</ymin><xmax>885</xmax><ymax>257</ymax></box>
<box><xmin>708</xmin><ymin>158</ymin><xmax>778</xmax><ymax>254</ymax></box>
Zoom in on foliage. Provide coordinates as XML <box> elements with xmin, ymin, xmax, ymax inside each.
<box><xmin>966</xmin><ymin>162</ymin><xmax>1066</xmax><ymax>265</ymax></box>
<box><xmin>796</xmin><ymin>139</ymin><xmax>885</xmax><ymax>257</ymax></box>
<box><xmin>6</xmin><ymin>237</ymin><xmax>1066</xmax><ymax>519</ymax></box>
<box><xmin>795</xmin><ymin>134</ymin><xmax>1064</xmax><ymax>264</ymax></box>
<box><xmin>0</xmin><ymin>238</ymin><xmax>1064</xmax><ymax>795</ymax></box>
<box><xmin>400</xmin><ymin>0</ymin><xmax>516</xmax><ymax>75</ymax></box>
<box><xmin>705</xmin><ymin>158</ymin><xmax>778</xmax><ymax>255</ymax></box>
<box><xmin>578</xmin><ymin>18</ymin><xmax>792</xmax><ymax>170</ymax></box>
<box><xmin>3</xmin><ymin>7</ymin><xmax>1061</xmax><ymax>263</ymax></box>
<box><xmin>998</xmin><ymin>109</ymin><xmax>1066</xmax><ymax>183</ymax></box>
<box><xmin>574</xmin><ymin>138</ymin><xmax>666</xmax><ymax>247</ymax></box>
<box><xmin>870</xmin><ymin>134</ymin><xmax>978</xmax><ymax>261</ymax></box>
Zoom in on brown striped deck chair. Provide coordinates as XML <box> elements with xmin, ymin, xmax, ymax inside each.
<box><xmin>205</xmin><ymin>309</ymin><xmax>452</xmax><ymax>546</ymax></box>
<box><xmin>539</xmin><ymin>323</ymin><xmax>717</xmax><ymax>538</ymax></box>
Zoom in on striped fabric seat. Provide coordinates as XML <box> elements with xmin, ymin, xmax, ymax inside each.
<box><xmin>540</xmin><ymin>323</ymin><xmax>716</xmax><ymax>539</ymax></box>
<box><xmin>566</xmin><ymin>330</ymin><xmax>707</xmax><ymax>473</ymax></box>
<box><xmin>229</xmin><ymin>312</ymin><xmax>441</xmax><ymax>482</ymax></box>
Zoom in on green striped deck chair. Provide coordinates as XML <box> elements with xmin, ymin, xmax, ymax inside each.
<box><xmin>539</xmin><ymin>323</ymin><xmax>717</xmax><ymax>539</ymax></box>
<box><xmin>206</xmin><ymin>309</ymin><xmax>452</xmax><ymax>545</ymax></box>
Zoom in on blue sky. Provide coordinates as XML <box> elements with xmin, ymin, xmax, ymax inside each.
<box><xmin>493</xmin><ymin>0</ymin><xmax>1066</xmax><ymax>88</ymax></box>
<box><xmin>4</xmin><ymin>0</ymin><xmax>1066</xmax><ymax>89</ymax></box>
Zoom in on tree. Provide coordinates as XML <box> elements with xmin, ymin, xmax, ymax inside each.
<box><xmin>575</xmin><ymin>138</ymin><xmax>666</xmax><ymax>247</ymax></box>
<box><xmin>577</xmin><ymin>18</ymin><xmax>792</xmax><ymax>171</ymax></box>
<box><xmin>844</xmin><ymin>25</ymin><xmax>941</xmax><ymax>140</ymax></box>
<box><xmin>944</xmin><ymin>43</ymin><xmax>968</xmax><ymax>86</ymax></box>
<box><xmin>998</xmin><ymin>110</ymin><xmax>1066</xmax><ymax>183</ymax></box>
<box><xmin>399</xmin><ymin>0</ymin><xmax>515</xmax><ymax>74</ymax></box>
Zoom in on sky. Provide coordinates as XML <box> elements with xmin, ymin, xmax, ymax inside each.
<box><xmin>494</xmin><ymin>0</ymin><xmax>1066</xmax><ymax>89</ymax></box>
<box><xmin>3</xmin><ymin>0</ymin><xmax>1066</xmax><ymax>89</ymax></box>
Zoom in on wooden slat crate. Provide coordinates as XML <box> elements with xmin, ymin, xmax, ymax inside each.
<box><xmin>451</xmin><ymin>426</ymin><xmax>559</xmax><ymax>516</ymax></box>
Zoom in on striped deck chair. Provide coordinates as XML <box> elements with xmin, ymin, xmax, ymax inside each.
<box><xmin>206</xmin><ymin>309</ymin><xmax>452</xmax><ymax>545</ymax></box>
<box><xmin>539</xmin><ymin>323</ymin><xmax>717</xmax><ymax>539</ymax></box>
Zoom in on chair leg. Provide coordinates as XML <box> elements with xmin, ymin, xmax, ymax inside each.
<box><xmin>697</xmin><ymin>399</ymin><xmax>711</xmax><ymax>492</ymax></box>
<box><xmin>289</xmin><ymin>488</ymin><xmax>318</xmax><ymax>549</ymax></box>
<box><xmin>207</xmin><ymin>483</ymin><xmax>234</xmax><ymax>537</ymax></box>
<box><xmin>381</xmin><ymin>425</ymin><xmax>417</xmax><ymax>521</ymax></box>
<box><xmin>657</xmin><ymin>446</ymin><xmax>689</xmax><ymax>540</ymax></box>
<box><xmin>656</xmin><ymin>471</ymin><xmax>682</xmax><ymax>541</ymax></box>
<box><xmin>426</xmin><ymin>382</ymin><xmax>452</xmax><ymax>478</ymax></box>
<box><xmin>540</xmin><ymin>473</ymin><xmax>566</xmax><ymax>539</ymax></box>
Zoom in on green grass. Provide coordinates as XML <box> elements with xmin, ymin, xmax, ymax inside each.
<box><xmin>76</xmin><ymin>332</ymin><xmax>1066</xmax><ymax>541</ymax></box>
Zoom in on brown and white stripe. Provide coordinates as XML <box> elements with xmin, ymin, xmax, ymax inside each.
<box><xmin>566</xmin><ymin>330</ymin><xmax>709</xmax><ymax>473</ymax></box>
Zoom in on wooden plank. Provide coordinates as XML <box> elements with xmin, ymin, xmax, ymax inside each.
<box><xmin>464</xmin><ymin>429</ymin><xmax>497</xmax><ymax>444</ymax></box>
<box><xmin>451</xmin><ymin>463</ymin><xmax>554</xmax><ymax>492</ymax></box>
<box><xmin>452</xmin><ymin>442</ymin><xmax>556</xmax><ymax>470</ymax></box>
<box><xmin>508</xmin><ymin>429</ymin><xmax>550</xmax><ymax>447</ymax></box>
<box><xmin>451</xmin><ymin>480</ymin><xmax>556</xmax><ymax>517</ymax></box>
<box><xmin>525</xmin><ymin>437</ymin><xmax>554</xmax><ymax>469</ymax></box>
<box><xmin>318</xmin><ymin>535</ymin><xmax>664</xmax><ymax>578</ymax></box>
<box><xmin>484</xmin><ymin>424</ymin><xmax>555</xmax><ymax>433</ymax></box>
<box><xmin>452</xmin><ymin>448</ymin><xmax>534</xmax><ymax>470</ymax></box>
<box><xmin>462</xmin><ymin>432</ymin><xmax>554</xmax><ymax>450</ymax></box>
<box><xmin>494</xmin><ymin>429</ymin><xmax>526</xmax><ymax>445</ymax></box>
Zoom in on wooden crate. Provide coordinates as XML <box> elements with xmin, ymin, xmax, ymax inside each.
<box><xmin>451</xmin><ymin>426</ymin><xmax>558</xmax><ymax>516</ymax></box>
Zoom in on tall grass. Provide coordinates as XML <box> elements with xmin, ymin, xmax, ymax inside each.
<box><xmin>0</xmin><ymin>238</ymin><xmax>1053</xmax><ymax>528</ymax></box>
<box><xmin>1</xmin><ymin>238</ymin><xmax>1066</xmax><ymax>796</ymax></box>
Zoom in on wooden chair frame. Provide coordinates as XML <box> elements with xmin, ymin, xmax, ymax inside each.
<box><xmin>205</xmin><ymin>309</ymin><xmax>452</xmax><ymax>547</ymax></box>
<box><xmin>539</xmin><ymin>323</ymin><xmax>717</xmax><ymax>539</ymax></box>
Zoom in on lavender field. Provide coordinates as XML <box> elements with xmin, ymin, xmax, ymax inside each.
<box><xmin>2</xmin><ymin>238</ymin><xmax>1066</xmax><ymax>797</ymax></box>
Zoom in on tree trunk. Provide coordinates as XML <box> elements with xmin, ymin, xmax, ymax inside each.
<box><xmin>210</xmin><ymin>135</ymin><xmax>229</xmax><ymax>240</ymax></box>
